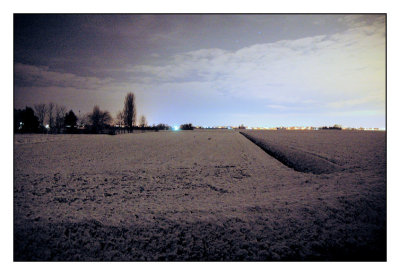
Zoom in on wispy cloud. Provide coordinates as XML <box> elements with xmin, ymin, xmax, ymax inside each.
<box><xmin>14</xmin><ymin>63</ymin><xmax>114</xmax><ymax>89</ymax></box>
<box><xmin>14</xmin><ymin>14</ymin><xmax>385</xmax><ymax>127</ymax></box>
<box><xmin>125</xmin><ymin>15</ymin><xmax>385</xmax><ymax>114</ymax></box>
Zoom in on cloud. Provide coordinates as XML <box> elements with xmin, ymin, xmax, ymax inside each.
<box><xmin>14</xmin><ymin>15</ymin><xmax>385</xmax><ymax>128</ymax></box>
<box><xmin>337</xmin><ymin>14</ymin><xmax>384</xmax><ymax>29</ymax></box>
<box><xmin>14</xmin><ymin>63</ymin><xmax>114</xmax><ymax>89</ymax></box>
<box><xmin>126</xmin><ymin>15</ymin><xmax>385</xmax><ymax>114</ymax></box>
<box><xmin>267</xmin><ymin>104</ymin><xmax>302</xmax><ymax>111</ymax></box>
<box><xmin>327</xmin><ymin>94</ymin><xmax>385</xmax><ymax>109</ymax></box>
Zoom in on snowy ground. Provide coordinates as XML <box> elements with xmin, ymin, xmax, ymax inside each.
<box><xmin>14</xmin><ymin>130</ymin><xmax>386</xmax><ymax>261</ymax></box>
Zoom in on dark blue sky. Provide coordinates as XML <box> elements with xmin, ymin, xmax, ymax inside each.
<box><xmin>14</xmin><ymin>14</ymin><xmax>386</xmax><ymax>128</ymax></box>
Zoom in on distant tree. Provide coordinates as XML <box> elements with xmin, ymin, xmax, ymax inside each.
<box><xmin>76</xmin><ymin>111</ymin><xmax>87</xmax><ymax>128</ymax></box>
<box><xmin>47</xmin><ymin>102</ymin><xmax>55</xmax><ymax>131</ymax></box>
<box><xmin>321</xmin><ymin>125</ymin><xmax>342</xmax><ymax>130</ymax></box>
<box><xmin>55</xmin><ymin>105</ymin><xmax>67</xmax><ymax>133</ymax></box>
<box><xmin>155</xmin><ymin>123</ymin><xmax>171</xmax><ymax>131</ymax></box>
<box><xmin>139</xmin><ymin>115</ymin><xmax>147</xmax><ymax>128</ymax></box>
<box><xmin>180</xmin><ymin>123</ymin><xmax>193</xmax><ymax>130</ymax></box>
<box><xmin>14</xmin><ymin>107</ymin><xmax>40</xmax><ymax>133</ymax></box>
<box><xmin>123</xmin><ymin>92</ymin><xmax>136</xmax><ymax>132</ymax></box>
<box><xmin>116</xmin><ymin>111</ymin><xmax>124</xmax><ymax>128</ymax></box>
<box><xmin>102</xmin><ymin>111</ymin><xmax>113</xmax><ymax>127</ymax></box>
<box><xmin>64</xmin><ymin>110</ymin><xmax>78</xmax><ymax>128</ymax></box>
<box><xmin>89</xmin><ymin>105</ymin><xmax>113</xmax><ymax>133</ymax></box>
<box><xmin>34</xmin><ymin>103</ymin><xmax>47</xmax><ymax>129</ymax></box>
<box><xmin>333</xmin><ymin>124</ymin><xmax>342</xmax><ymax>130</ymax></box>
<box><xmin>89</xmin><ymin>106</ymin><xmax>101</xmax><ymax>132</ymax></box>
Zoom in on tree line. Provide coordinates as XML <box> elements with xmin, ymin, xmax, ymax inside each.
<box><xmin>14</xmin><ymin>92</ymin><xmax>194</xmax><ymax>134</ymax></box>
<box><xmin>14</xmin><ymin>92</ymin><xmax>137</xmax><ymax>134</ymax></box>
<box><xmin>14</xmin><ymin>103</ymin><xmax>73</xmax><ymax>134</ymax></box>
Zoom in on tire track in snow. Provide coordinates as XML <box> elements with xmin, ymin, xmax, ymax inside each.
<box><xmin>239</xmin><ymin>131</ymin><xmax>341</xmax><ymax>174</ymax></box>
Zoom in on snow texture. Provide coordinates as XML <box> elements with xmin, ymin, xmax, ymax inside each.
<box><xmin>14</xmin><ymin>130</ymin><xmax>386</xmax><ymax>261</ymax></box>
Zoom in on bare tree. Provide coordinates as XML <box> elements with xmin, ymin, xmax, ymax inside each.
<box><xmin>139</xmin><ymin>115</ymin><xmax>147</xmax><ymax>128</ymax></box>
<box><xmin>55</xmin><ymin>104</ymin><xmax>67</xmax><ymax>133</ymax></box>
<box><xmin>76</xmin><ymin>111</ymin><xmax>87</xmax><ymax>128</ymax></box>
<box><xmin>89</xmin><ymin>105</ymin><xmax>113</xmax><ymax>133</ymax></box>
<box><xmin>79</xmin><ymin>113</ymin><xmax>90</xmax><ymax>128</ymax></box>
<box><xmin>47</xmin><ymin>102</ymin><xmax>55</xmax><ymax>132</ymax></box>
<box><xmin>123</xmin><ymin>92</ymin><xmax>136</xmax><ymax>132</ymax></box>
<box><xmin>34</xmin><ymin>103</ymin><xmax>47</xmax><ymax>128</ymax></box>
<box><xmin>101</xmin><ymin>111</ymin><xmax>112</xmax><ymax>128</ymax></box>
<box><xmin>116</xmin><ymin>111</ymin><xmax>124</xmax><ymax>128</ymax></box>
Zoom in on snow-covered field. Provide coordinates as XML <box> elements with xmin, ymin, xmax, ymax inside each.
<box><xmin>14</xmin><ymin>130</ymin><xmax>386</xmax><ymax>261</ymax></box>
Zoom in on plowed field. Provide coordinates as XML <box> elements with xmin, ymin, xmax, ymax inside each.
<box><xmin>14</xmin><ymin>130</ymin><xmax>386</xmax><ymax>261</ymax></box>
